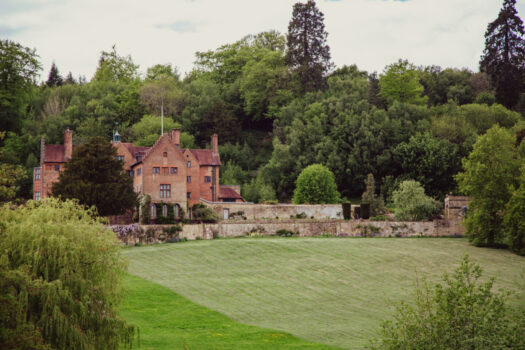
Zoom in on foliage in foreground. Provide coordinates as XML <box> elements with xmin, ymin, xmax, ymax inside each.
<box><xmin>0</xmin><ymin>198</ymin><xmax>134</xmax><ymax>350</ymax></box>
<box><xmin>371</xmin><ymin>255</ymin><xmax>525</xmax><ymax>350</ymax></box>
<box><xmin>293</xmin><ymin>164</ymin><xmax>340</xmax><ymax>204</ymax></box>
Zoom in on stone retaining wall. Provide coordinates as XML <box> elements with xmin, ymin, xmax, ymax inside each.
<box><xmin>114</xmin><ymin>219</ymin><xmax>465</xmax><ymax>245</ymax></box>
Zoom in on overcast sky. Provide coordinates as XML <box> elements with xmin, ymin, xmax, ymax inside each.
<box><xmin>1</xmin><ymin>0</ymin><xmax>524</xmax><ymax>82</ymax></box>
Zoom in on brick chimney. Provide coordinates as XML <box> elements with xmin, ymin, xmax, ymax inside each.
<box><xmin>211</xmin><ymin>133</ymin><xmax>218</xmax><ymax>154</ymax></box>
<box><xmin>40</xmin><ymin>136</ymin><xmax>45</xmax><ymax>167</ymax></box>
<box><xmin>170</xmin><ymin>128</ymin><xmax>180</xmax><ymax>148</ymax></box>
<box><xmin>64</xmin><ymin>128</ymin><xmax>73</xmax><ymax>160</ymax></box>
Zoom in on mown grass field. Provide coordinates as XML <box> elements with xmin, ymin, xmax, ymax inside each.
<box><xmin>122</xmin><ymin>238</ymin><xmax>525</xmax><ymax>349</ymax></box>
<box><xmin>119</xmin><ymin>274</ymin><xmax>338</xmax><ymax>349</ymax></box>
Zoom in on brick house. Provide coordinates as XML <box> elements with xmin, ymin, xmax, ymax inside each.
<box><xmin>33</xmin><ymin>128</ymin><xmax>244</xmax><ymax>216</ymax></box>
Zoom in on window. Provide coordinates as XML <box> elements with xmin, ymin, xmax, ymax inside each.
<box><xmin>150</xmin><ymin>204</ymin><xmax>157</xmax><ymax>218</ymax></box>
<box><xmin>55</xmin><ymin>165</ymin><xmax>60</xmax><ymax>171</ymax></box>
<box><xmin>35</xmin><ymin>192</ymin><xmax>40</xmax><ymax>201</ymax></box>
<box><xmin>35</xmin><ymin>168</ymin><xmax>41</xmax><ymax>180</ymax></box>
<box><xmin>136</xmin><ymin>168</ymin><xmax>141</xmax><ymax>176</ymax></box>
<box><xmin>170</xmin><ymin>167</ymin><xmax>178</xmax><ymax>175</ymax></box>
<box><xmin>162</xmin><ymin>204</ymin><xmax>168</xmax><ymax>217</ymax></box>
<box><xmin>187</xmin><ymin>192</ymin><xmax>191</xmax><ymax>199</ymax></box>
<box><xmin>204</xmin><ymin>176</ymin><xmax>211</xmax><ymax>183</ymax></box>
<box><xmin>187</xmin><ymin>176</ymin><xmax>191</xmax><ymax>183</ymax></box>
<box><xmin>127</xmin><ymin>170</ymin><xmax>134</xmax><ymax>177</ymax></box>
<box><xmin>116</xmin><ymin>155</ymin><xmax>124</xmax><ymax>161</ymax></box>
<box><xmin>136</xmin><ymin>155</ymin><xmax>142</xmax><ymax>162</ymax></box>
<box><xmin>163</xmin><ymin>151</ymin><xmax>168</xmax><ymax>158</ymax></box>
<box><xmin>160</xmin><ymin>184</ymin><xmax>171</xmax><ymax>198</ymax></box>
<box><xmin>174</xmin><ymin>204</ymin><xmax>180</xmax><ymax>219</ymax></box>
<box><xmin>187</xmin><ymin>161</ymin><xmax>191</xmax><ymax>168</ymax></box>
<box><xmin>153</xmin><ymin>167</ymin><xmax>160</xmax><ymax>174</ymax></box>
<box><xmin>163</xmin><ymin>167</ymin><xmax>169</xmax><ymax>175</ymax></box>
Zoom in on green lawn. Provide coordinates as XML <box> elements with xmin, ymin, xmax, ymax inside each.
<box><xmin>122</xmin><ymin>238</ymin><xmax>525</xmax><ymax>349</ymax></box>
<box><xmin>119</xmin><ymin>273</ymin><xmax>337</xmax><ymax>349</ymax></box>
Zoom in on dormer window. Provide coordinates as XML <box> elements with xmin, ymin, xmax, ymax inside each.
<box><xmin>136</xmin><ymin>155</ymin><xmax>142</xmax><ymax>162</ymax></box>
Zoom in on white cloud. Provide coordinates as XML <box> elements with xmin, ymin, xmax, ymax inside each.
<box><xmin>1</xmin><ymin>0</ymin><xmax>523</xmax><ymax>81</ymax></box>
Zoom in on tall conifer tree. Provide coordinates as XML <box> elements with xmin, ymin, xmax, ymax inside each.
<box><xmin>286</xmin><ymin>0</ymin><xmax>332</xmax><ymax>93</ymax></box>
<box><xmin>52</xmin><ymin>136</ymin><xmax>136</xmax><ymax>216</ymax></box>
<box><xmin>480</xmin><ymin>0</ymin><xmax>525</xmax><ymax>108</ymax></box>
<box><xmin>46</xmin><ymin>62</ymin><xmax>63</xmax><ymax>87</ymax></box>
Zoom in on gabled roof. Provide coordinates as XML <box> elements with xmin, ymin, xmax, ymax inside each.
<box><xmin>189</xmin><ymin>149</ymin><xmax>221</xmax><ymax>166</ymax></box>
<box><xmin>219</xmin><ymin>187</ymin><xmax>243</xmax><ymax>200</ymax></box>
<box><xmin>120</xmin><ymin>142</ymin><xmax>150</xmax><ymax>158</ymax></box>
<box><xmin>44</xmin><ymin>144</ymin><xmax>77</xmax><ymax>163</ymax></box>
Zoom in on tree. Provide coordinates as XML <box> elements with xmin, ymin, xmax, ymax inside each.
<box><xmin>504</xmin><ymin>165</ymin><xmax>525</xmax><ymax>255</ymax></box>
<box><xmin>45</xmin><ymin>62</ymin><xmax>63</xmax><ymax>87</ymax></box>
<box><xmin>480</xmin><ymin>0</ymin><xmax>525</xmax><ymax>108</ymax></box>
<box><xmin>379</xmin><ymin>59</ymin><xmax>427</xmax><ymax>106</ymax></box>
<box><xmin>361</xmin><ymin>173</ymin><xmax>386</xmax><ymax>217</ymax></box>
<box><xmin>0</xmin><ymin>132</ymin><xmax>28</xmax><ymax>202</ymax></box>
<box><xmin>371</xmin><ymin>255</ymin><xmax>525</xmax><ymax>350</ymax></box>
<box><xmin>131</xmin><ymin>114</ymin><xmax>194</xmax><ymax>147</ymax></box>
<box><xmin>456</xmin><ymin>126</ymin><xmax>520</xmax><ymax>246</ymax></box>
<box><xmin>51</xmin><ymin>136</ymin><xmax>137</xmax><ymax>216</ymax></box>
<box><xmin>293</xmin><ymin>164</ymin><xmax>340</xmax><ymax>204</ymax></box>
<box><xmin>0</xmin><ymin>198</ymin><xmax>135</xmax><ymax>349</ymax></box>
<box><xmin>286</xmin><ymin>0</ymin><xmax>332</xmax><ymax>93</ymax></box>
<box><xmin>392</xmin><ymin>180</ymin><xmax>440</xmax><ymax>221</ymax></box>
<box><xmin>393</xmin><ymin>132</ymin><xmax>461</xmax><ymax>199</ymax></box>
<box><xmin>92</xmin><ymin>45</ymin><xmax>139</xmax><ymax>83</ymax></box>
<box><xmin>0</xmin><ymin>40</ymin><xmax>41</xmax><ymax>133</ymax></box>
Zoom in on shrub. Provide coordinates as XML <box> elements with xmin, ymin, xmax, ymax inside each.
<box><xmin>295</xmin><ymin>212</ymin><xmax>307</xmax><ymax>219</ymax></box>
<box><xmin>0</xmin><ymin>198</ymin><xmax>134</xmax><ymax>349</ymax></box>
<box><xmin>293</xmin><ymin>164</ymin><xmax>340</xmax><ymax>204</ymax></box>
<box><xmin>371</xmin><ymin>255</ymin><xmax>525</xmax><ymax>350</ymax></box>
<box><xmin>276</xmin><ymin>229</ymin><xmax>297</xmax><ymax>237</ymax></box>
<box><xmin>392</xmin><ymin>180</ymin><xmax>441</xmax><ymax>221</ymax></box>
<box><xmin>191</xmin><ymin>203</ymin><xmax>219</xmax><ymax>223</ymax></box>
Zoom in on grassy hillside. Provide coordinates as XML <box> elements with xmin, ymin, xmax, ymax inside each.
<box><xmin>119</xmin><ymin>274</ymin><xmax>338</xmax><ymax>349</ymax></box>
<box><xmin>123</xmin><ymin>238</ymin><xmax>525</xmax><ymax>349</ymax></box>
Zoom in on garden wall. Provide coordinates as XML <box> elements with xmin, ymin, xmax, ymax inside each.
<box><xmin>201</xmin><ymin>201</ymin><xmax>360</xmax><ymax>220</ymax></box>
<box><xmin>113</xmin><ymin>219</ymin><xmax>465</xmax><ymax>245</ymax></box>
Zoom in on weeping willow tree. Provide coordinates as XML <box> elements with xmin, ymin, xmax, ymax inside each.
<box><xmin>0</xmin><ymin>198</ymin><xmax>135</xmax><ymax>349</ymax></box>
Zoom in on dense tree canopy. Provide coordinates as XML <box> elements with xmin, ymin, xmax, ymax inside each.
<box><xmin>52</xmin><ymin>136</ymin><xmax>137</xmax><ymax>216</ymax></box>
<box><xmin>0</xmin><ymin>39</ymin><xmax>41</xmax><ymax>133</ymax></box>
<box><xmin>1</xmin><ymin>0</ymin><xmax>524</xmax><ymax>217</ymax></box>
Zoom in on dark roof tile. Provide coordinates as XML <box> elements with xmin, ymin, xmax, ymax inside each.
<box><xmin>219</xmin><ymin>187</ymin><xmax>243</xmax><ymax>199</ymax></box>
<box><xmin>189</xmin><ymin>149</ymin><xmax>221</xmax><ymax>166</ymax></box>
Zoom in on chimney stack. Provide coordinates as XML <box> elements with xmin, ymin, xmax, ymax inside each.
<box><xmin>170</xmin><ymin>128</ymin><xmax>181</xmax><ymax>148</ymax></box>
<box><xmin>64</xmin><ymin>128</ymin><xmax>73</xmax><ymax>160</ymax></box>
<box><xmin>211</xmin><ymin>134</ymin><xmax>218</xmax><ymax>154</ymax></box>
